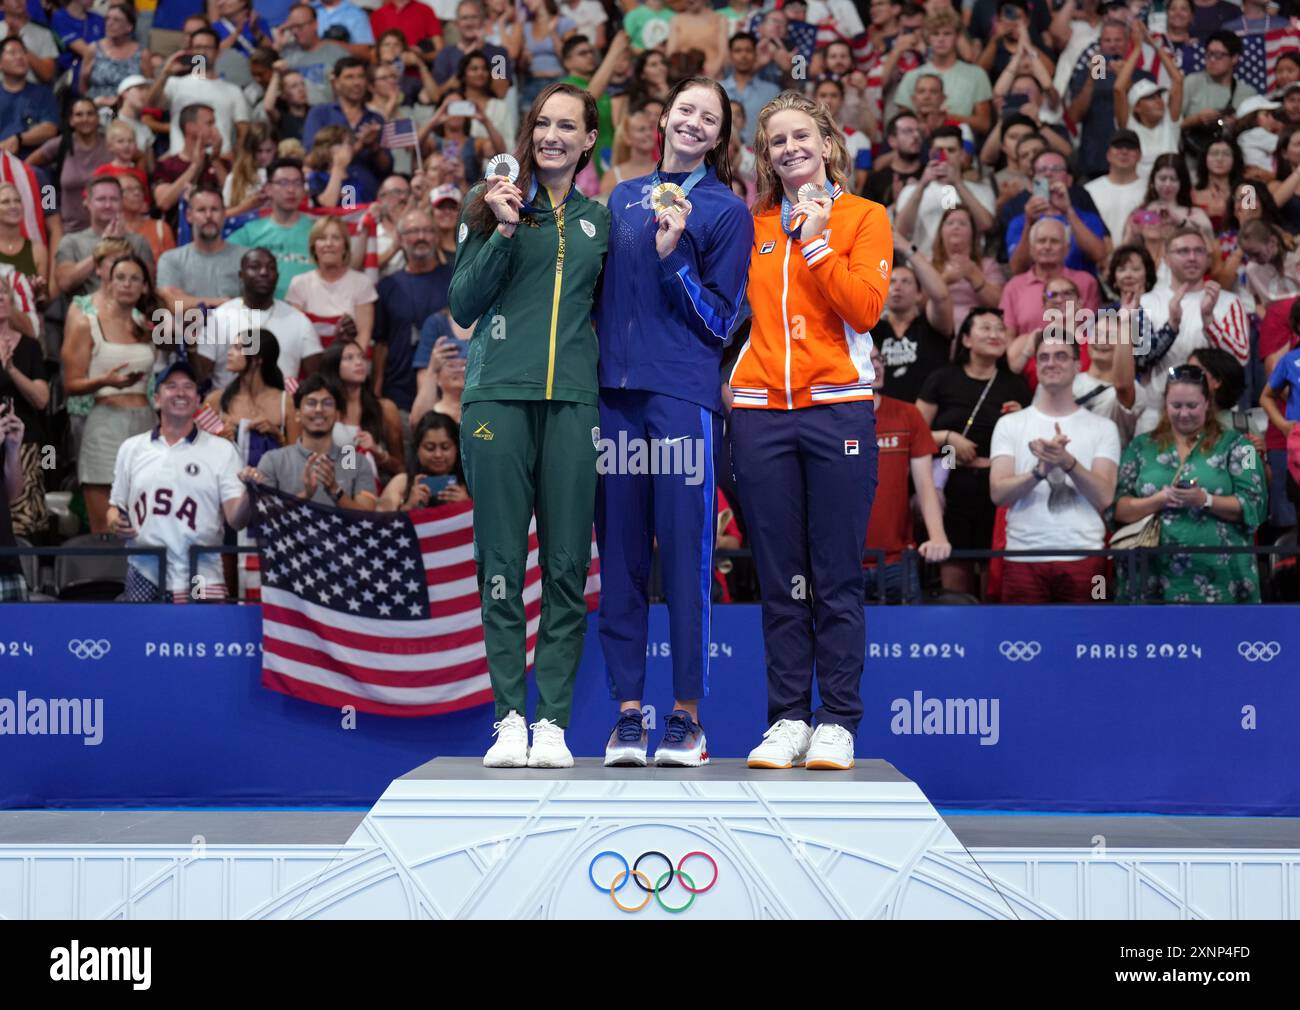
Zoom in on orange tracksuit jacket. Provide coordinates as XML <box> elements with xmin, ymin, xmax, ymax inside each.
<box><xmin>729</xmin><ymin>185</ymin><xmax>893</xmax><ymax>410</ymax></box>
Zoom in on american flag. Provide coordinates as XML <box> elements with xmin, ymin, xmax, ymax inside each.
<box><xmin>251</xmin><ymin>484</ymin><xmax>601</xmax><ymax>716</ymax></box>
<box><xmin>1236</xmin><ymin>20</ymin><xmax>1300</xmax><ymax>94</ymax></box>
<box><xmin>0</xmin><ymin>150</ymin><xmax>45</xmax><ymax>243</ymax></box>
<box><xmin>1204</xmin><ymin>297</ymin><xmax>1251</xmax><ymax>366</ymax></box>
<box><xmin>381</xmin><ymin>118</ymin><xmax>420</xmax><ymax>150</ymax></box>
<box><xmin>860</xmin><ymin>33</ymin><xmax>921</xmax><ymax>122</ymax></box>
<box><xmin>0</xmin><ymin>267</ymin><xmax>38</xmax><ymax>334</ymax></box>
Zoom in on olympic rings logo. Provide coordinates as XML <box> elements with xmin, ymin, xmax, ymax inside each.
<box><xmin>1237</xmin><ymin>641</ymin><xmax>1281</xmax><ymax>662</ymax></box>
<box><xmin>999</xmin><ymin>640</ymin><xmax>1041</xmax><ymax>662</ymax></box>
<box><xmin>67</xmin><ymin>639</ymin><xmax>111</xmax><ymax>660</ymax></box>
<box><xmin>588</xmin><ymin>850</ymin><xmax>719</xmax><ymax>913</ymax></box>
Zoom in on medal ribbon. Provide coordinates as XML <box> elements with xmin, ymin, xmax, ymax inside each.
<box><xmin>781</xmin><ymin>178</ymin><xmax>836</xmax><ymax>237</ymax></box>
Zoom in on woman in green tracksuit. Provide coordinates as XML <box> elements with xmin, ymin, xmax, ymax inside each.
<box><xmin>449</xmin><ymin>82</ymin><xmax>611</xmax><ymax>770</ymax></box>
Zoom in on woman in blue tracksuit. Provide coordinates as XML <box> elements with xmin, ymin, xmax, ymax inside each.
<box><xmin>593</xmin><ymin>76</ymin><xmax>754</xmax><ymax>768</ymax></box>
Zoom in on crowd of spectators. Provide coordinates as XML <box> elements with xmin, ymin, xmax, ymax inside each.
<box><xmin>1</xmin><ymin>0</ymin><xmax>1298</xmax><ymax>605</ymax></box>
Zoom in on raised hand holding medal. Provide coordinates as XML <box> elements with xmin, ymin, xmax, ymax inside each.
<box><xmin>789</xmin><ymin>181</ymin><xmax>831</xmax><ymax>241</ymax></box>
<box><xmin>485</xmin><ymin>152</ymin><xmax>520</xmax><ymax>185</ymax></box>
<box><xmin>483</xmin><ymin>153</ymin><xmax>524</xmax><ymax>231</ymax></box>
<box><xmin>654</xmin><ymin>188</ymin><xmax>690</xmax><ymax>260</ymax></box>
<box><xmin>650</xmin><ymin>181</ymin><xmax>690</xmax><ymax>219</ymax></box>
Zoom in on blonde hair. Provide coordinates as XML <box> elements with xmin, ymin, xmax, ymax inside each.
<box><xmin>753</xmin><ymin>91</ymin><xmax>850</xmax><ymax>214</ymax></box>
<box><xmin>924</xmin><ymin>8</ymin><xmax>961</xmax><ymax>34</ymax></box>
<box><xmin>92</xmin><ymin>237</ymin><xmax>133</xmax><ymax>265</ymax></box>
<box><xmin>230</xmin><ymin>121</ymin><xmax>271</xmax><ymax>207</ymax></box>
<box><xmin>307</xmin><ymin>216</ymin><xmax>350</xmax><ymax>264</ymax></box>
<box><xmin>105</xmin><ymin>120</ymin><xmax>137</xmax><ymax>146</ymax></box>
<box><xmin>278</xmin><ymin>138</ymin><xmax>307</xmax><ymax>161</ymax></box>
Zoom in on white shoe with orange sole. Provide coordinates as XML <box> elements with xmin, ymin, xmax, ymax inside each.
<box><xmin>805</xmin><ymin>723</ymin><xmax>855</xmax><ymax>770</ymax></box>
<box><xmin>746</xmin><ymin>719</ymin><xmax>812</xmax><ymax>769</ymax></box>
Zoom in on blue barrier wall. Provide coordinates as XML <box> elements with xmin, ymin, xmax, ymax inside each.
<box><xmin>1</xmin><ymin>605</ymin><xmax>1296</xmax><ymax>814</ymax></box>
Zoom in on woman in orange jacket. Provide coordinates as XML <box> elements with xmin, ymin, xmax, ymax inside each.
<box><xmin>730</xmin><ymin>92</ymin><xmax>893</xmax><ymax>771</ymax></box>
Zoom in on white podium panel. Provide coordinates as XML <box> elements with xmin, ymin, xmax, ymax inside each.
<box><xmin>6</xmin><ymin>761</ymin><xmax>1300</xmax><ymax>919</ymax></box>
<box><xmin>291</xmin><ymin>759</ymin><xmax>1022</xmax><ymax>919</ymax></box>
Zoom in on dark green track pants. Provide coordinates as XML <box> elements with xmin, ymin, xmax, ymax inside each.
<box><xmin>461</xmin><ymin>399</ymin><xmax>598</xmax><ymax>726</ymax></box>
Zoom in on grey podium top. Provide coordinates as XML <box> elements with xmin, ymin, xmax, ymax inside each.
<box><xmin>398</xmin><ymin>757</ymin><xmax>913</xmax><ymax>783</ymax></box>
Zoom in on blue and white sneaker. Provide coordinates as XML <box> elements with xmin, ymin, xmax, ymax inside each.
<box><xmin>653</xmin><ymin>709</ymin><xmax>709</xmax><ymax>767</ymax></box>
<box><xmin>604</xmin><ymin>708</ymin><xmax>649</xmax><ymax>766</ymax></box>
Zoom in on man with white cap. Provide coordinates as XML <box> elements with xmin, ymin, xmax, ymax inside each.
<box><xmin>1235</xmin><ymin>94</ymin><xmax>1284</xmax><ymax>173</ymax></box>
<box><xmin>1119</xmin><ymin>78</ymin><xmax>1182</xmax><ymax>185</ymax></box>
<box><xmin>1113</xmin><ymin>28</ymin><xmax>1185</xmax><ymax>185</ymax></box>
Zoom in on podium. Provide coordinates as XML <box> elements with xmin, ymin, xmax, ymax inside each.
<box><xmin>292</xmin><ymin>758</ymin><xmax>1020</xmax><ymax>919</ymax></box>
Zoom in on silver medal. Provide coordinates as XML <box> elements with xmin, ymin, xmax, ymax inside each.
<box><xmin>485</xmin><ymin>153</ymin><xmax>520</xmax><ymax>185</ymax></box>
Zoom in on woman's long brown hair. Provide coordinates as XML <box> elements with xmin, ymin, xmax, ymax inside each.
<box><xmin>656</xmin><ymin>76</ymin><xmax>735</xmax><ymax>190</ymax></box>
<box><xmin>931</xmin><ymin>204</ymin><xmax>977</xmax><ymax>273</ymax></box>
<box><xmin>1151</xmin><ymin>379</ymin><xmax>1223</xmax><ymax>454</ymax></box>
<box><xmin>108</xmin><ymin>253</ymin><xmax>162</xmax><ymax>341</ymax></box>
<box><xmin>464</xmin><ymin>82</ymin><xmax>599</xmax><ymax>236</ymax></box>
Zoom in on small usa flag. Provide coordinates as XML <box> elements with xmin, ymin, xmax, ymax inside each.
<box><xmin>194</xmin><ymin>404</ymin><xmax>224</xmax><ymax>435</ymax></box>
<box><xmin>381</xmin><ymin>118</ymin><xmax>419</xmax><ymax>150</ymax></box>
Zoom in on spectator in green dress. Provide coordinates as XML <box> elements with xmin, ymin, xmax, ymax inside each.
<box><xmin>1112</xmin><ymin>364</ymin><xmax>1267</xmax><ymax>603</ymax></box>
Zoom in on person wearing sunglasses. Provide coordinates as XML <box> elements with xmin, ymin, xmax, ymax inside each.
<box><xmin>1112</xmin><ymin>363</ymin><xmax>1266</xmax><ymax>603</ymax></box>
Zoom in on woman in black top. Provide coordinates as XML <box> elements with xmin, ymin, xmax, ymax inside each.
<box><xmin>916</xmin><ymin>307</ymin><xmax>1030</xmax><ymax>597</ymax></box>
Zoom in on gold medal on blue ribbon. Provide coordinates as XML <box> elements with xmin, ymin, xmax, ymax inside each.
<box><xmin>650</xmin><ymin>181</ymin><xmax>687</xmax><ymax>216</ymax></box>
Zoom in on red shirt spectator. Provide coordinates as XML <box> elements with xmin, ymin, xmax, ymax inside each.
<box><xmin>1260</xmin><ymin>295</ymin><xmax>1298</xmax><ymax>453</ymax></box>
<box><xmin>714</xmin><ymin>489</ymin><xmax>742</xmax><ymax>603</ymax></box>
<box><xmin>865</xmin><ymin>394</ymin><xmax>938</xmax><ymax>565</ymax></box>
<box><xmin>370</xmin><ymin>0</ymin><xmax>443</xmax><ymax>48</ymax></box>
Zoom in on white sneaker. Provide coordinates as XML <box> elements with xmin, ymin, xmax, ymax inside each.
<box><xmin>805</xmin><ymin>723</ymin><xmax>855</xmax><ymax>770</ymax></box>
<box><xmin>747</xmin><ymin>719</ymin><xmax>813</xmax><ymax>769</ymax></box>
<box><xmin>527</xmin><ymin>718</ymin><xmax>574</xmax><ymax>768</ymax></box>
<box><xmin>483</xmin><ymin>711</ymin><xmax>528</xmax><ymax>768</ymax></box>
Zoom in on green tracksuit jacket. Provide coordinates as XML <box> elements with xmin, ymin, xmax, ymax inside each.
<box><xmin>449</xmin><ymin>184</ymin><xmax>610</xmax><ymax>726</ymax></box>
<box><xmin>450</xmin><ymin>184</ymin><xmax>610</xmax><ymax>403</ymax></box>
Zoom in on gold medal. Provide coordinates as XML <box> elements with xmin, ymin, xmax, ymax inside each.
<box><xmin>650</xmin><ymin>182</ymin><xmax>687</xmax><ymax>214</ymax></box>
<box><xmin>485</xmin><ymin>153</ymin><xmax>520</xmax><ymax>185</ymax></box>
